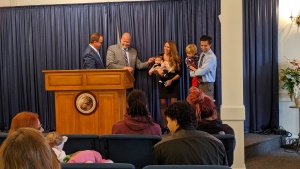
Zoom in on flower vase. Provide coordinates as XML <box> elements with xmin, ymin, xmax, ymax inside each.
<box><xmin>294</xmin><ymin>97</ymin><xmax>300</xmax><ymax>107</ymax></box>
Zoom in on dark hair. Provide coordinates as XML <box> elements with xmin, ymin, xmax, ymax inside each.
<box><xmin>164</xmin><ymin>101</ymin><xmax>197</xmax><ymax>129</ymax></box>
<box><xmin>200</xmin><ymin>35</ymin><xmax>212</xmax><ymax>45</ymax></box>
<box><xmin>155</xmin><ymin>55</ymin><xmax>163</xmax><ymax>60</ymax></box>
<box><xmin>127</xmin><ymin>89</ymin><xmax>153</xmax><ymax>124</ymax></box>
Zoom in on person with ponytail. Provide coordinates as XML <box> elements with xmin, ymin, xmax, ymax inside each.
<box><xmin>112</xmin><ymin>89</ymin><xmax>161</xmax><ymax>136</ymax></box>
<box><xmin>186</xmin><ymin>86</ymin><xmax>234</xmax><ymax>135</ymax></box>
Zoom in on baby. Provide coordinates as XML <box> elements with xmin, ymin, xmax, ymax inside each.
<box><xmin>45</xmin><ymin>132</ymin><xmax>113</xmax><ymax>163</ymax></box>
<box><xmin>149</xmin><ymin>55</ymin><xmax>168</xmax><ymax>84</ymax></box>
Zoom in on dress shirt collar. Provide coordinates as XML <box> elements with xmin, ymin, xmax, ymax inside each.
<box><xmin>202</xmin><ymin>49</ymin><xmax>213</xmax><ymax>55</ymax></box>
<box><xmin>89</xmin><ymin>44</ymin><xmax>100</xmax><ymax>55</ymax></box>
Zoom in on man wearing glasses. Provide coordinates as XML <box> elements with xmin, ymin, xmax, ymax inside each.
<box><xmin>83</xmin><ymin>32</ymin><xmax>105</xmax><ymax>69</ymax></box>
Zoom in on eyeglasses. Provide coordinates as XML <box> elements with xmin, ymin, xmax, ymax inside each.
<box><xmin>37</xmin><ymin>124</ymin><xmax>43</xmax><ymax>130</ymax></box>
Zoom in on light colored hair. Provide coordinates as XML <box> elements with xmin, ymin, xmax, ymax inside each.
<box><xmin>46</xmin><ymin>132</ymin><xmax>64</xmax><ymax>148</ymax></box>
<box><xmin>165</xmin><ymin>40</ymin><xmax>181</xmax><ymax>71</ymax></box>
<box><xmin>185</xmin><ymin>44</ymin><xmax>198</xmax><ymax>55</ymax></box>
<box><xmin>9</xmin><ymin>111</ymin><xmax>40</xmax><ymax>135</ymax></box>
<box><xmin>0</xmin><ymin>128</ymin><xmax>60</xmax><ymax>169</ymax></box>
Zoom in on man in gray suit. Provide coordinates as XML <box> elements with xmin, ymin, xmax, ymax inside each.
<box><xmin>83</xmin><ymin>32</ymin><xmax>105</xmax><ymax>69</ymax></box>
<box><xmin>106</xmin><ymin>32</ymin><xmax>154</xmax><ymax>75</ymax></box>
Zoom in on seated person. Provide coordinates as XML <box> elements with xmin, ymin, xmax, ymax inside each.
<box><xmin>153</xmin><ymin>101</ymin><xmax>228</xmax><ymax>165</ymax></box>
<box><xmin>186</xmin><ymin>86</ymin><xmax>235</xmax><ymax>135</ymax></box>
<box><xmin>9</xmin><ymin>111</ymin><xmax>44</xmax><ymax>134</ymax></box>
<box><xmin>45</xmin><ymin>132</ymin><xmax>112</xmax><ymax>163</ymax></box>
<box><xmin>112</xmin><ymin>89</ymin><xmax>161</xmax><ymax>136</ymax></box>
<box><xmin>0</xmin><ymin>127</ymin><xmax>60</xmax><ymax>169</ymax></box>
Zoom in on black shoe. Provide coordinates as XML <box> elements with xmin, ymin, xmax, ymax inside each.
<box><xmin>161</xmin><ymin>127</ymin><xmax>170</xmax><ymax>134</ymax></box>
<box><xmin>158</xmin><ymin>80</ymin><xmax>163</xmax><ymax>84</ymax></box>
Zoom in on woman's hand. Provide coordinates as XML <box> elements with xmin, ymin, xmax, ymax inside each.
<box><xmin>164</xmin><ymin>79</ymin><xmax>173</xmax><ymax>87</ymax></box>
<box><xmin>157</xmin><ymin>69</ymin><xmax>164</xmax><ymax>76</ymax></box>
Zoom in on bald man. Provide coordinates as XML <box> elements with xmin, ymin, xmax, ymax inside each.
<box><xmin>106</xmin><ymin>32</ymin><xmax>154</xmax><ymax>75</ymax></box>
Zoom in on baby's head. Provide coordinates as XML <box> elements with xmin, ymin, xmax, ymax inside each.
<box><xmin>154</xmin><ymin>55</ymin><xmax>163</xmax><ymax>64</ymax></box>
<box><xmin>185</xmin><ymin>44</ymin><xmax>197</xmax><ymax>58</ymax></box>
<box><xmin>45</xmin><ymin>132</ymin><xmax>68</xmax><ymax>150</ymax></box>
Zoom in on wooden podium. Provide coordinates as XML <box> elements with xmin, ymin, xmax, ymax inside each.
<box><xmin>42</xmin><ymin>69</ymin><xmax>134</xmax><ymax>135</ymax></box>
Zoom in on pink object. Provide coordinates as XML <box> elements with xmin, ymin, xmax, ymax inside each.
<box><xmin>67</xmin><ymin>150</ymin><xmax>112</xmax><ymax>163</ymax></box>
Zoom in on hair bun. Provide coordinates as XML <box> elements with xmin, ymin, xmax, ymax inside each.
<box><xmin>188</xmin><ymin>86</ymin><xmax>205</xmax><ymax>104</ymax></box>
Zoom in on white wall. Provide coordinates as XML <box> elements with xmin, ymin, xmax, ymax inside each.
<box><xmin>278</xmin><ymin>0</ymin><xmax>300</xmax><ymax>138</ymax></box>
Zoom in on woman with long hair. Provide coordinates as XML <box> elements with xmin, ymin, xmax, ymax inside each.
<box><xmin>155</xmin><ymin>40</ymin><xmax>182</xmax><ymax>132</ymax></box>
<box><xmin>0</xmin><ymin>127</ymin><xmax>60</xmax><ymax>169</ymax></box>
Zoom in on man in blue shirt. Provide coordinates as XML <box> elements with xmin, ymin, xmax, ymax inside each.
<box><xmin>189</xmin><ymin>35</ymin><xmax>217</xmax><ymax>99</ymax></box>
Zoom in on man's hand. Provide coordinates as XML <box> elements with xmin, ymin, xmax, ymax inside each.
<box><xmin>189</xmin><ymin>66</ymin><xmax>196</xmax><ymax>71</ymax></box>
<box><xmin>124</xmin><ymin>66</ymin><xmax>133</xmax><ymax>73</ymax></box>
<box><xmin>147</xmin><ymin>57</ymin><xmax>155</xmax><ymax>64</ymax></box>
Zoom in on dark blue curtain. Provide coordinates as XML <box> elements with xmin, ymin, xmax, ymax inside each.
<box><xmin>0</xmin><ymin>0</ymin><xmax>221</xmax><ymax>131</ymax></box>
<box><xmin>243</xmin><ymin>0</ymin><xmax>279</xmax><ymax>133</ymax></box>
<box><xmin>108</xmin><ymin>0</ymin><xmax>221</xmax><ymax>125</ymax></box>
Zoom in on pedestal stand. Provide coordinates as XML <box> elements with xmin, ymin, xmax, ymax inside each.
<box><xmin>289</xmin><ymin>106</ymin><xmax>300</xmax><ymax>148</ymax></box>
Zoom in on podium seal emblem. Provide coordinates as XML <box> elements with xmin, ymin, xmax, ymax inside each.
<box><xmin>75</xmin><ymin>91</ymin><xmax>98</xmax><ymax>115</ymax></box>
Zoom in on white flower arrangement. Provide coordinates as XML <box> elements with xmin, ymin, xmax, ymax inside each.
<box><xmin>294</xmin><ymin>83</ymin><xmax>300</xmax><ymax>99</ymax></box>
<box><xmin>280</xmin><ymin>57</ymin><xmax>300</xmax><ymax>100</ymax></box>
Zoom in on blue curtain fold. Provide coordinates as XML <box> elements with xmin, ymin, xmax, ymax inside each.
<box><xmin>108</xmin><ymin>0</ymin><xmax>221</xmax><ymax>125</ymax></box>
<box><xmin>0</xmin><ymin>0</ymin><xmax>221</xmax><ymax>131</ymax></box>
<box><xmin>243</xmin><ymin>0</ymin><xmax>279</xmax><ymax>133</ymax></box>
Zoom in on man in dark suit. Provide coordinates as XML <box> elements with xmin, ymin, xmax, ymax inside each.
<box><xmin>83</xmin><ymin>32</ymin><xmax>105</xmax><ymax>69</ymax></box>
<box><xmin>106</xmin><ymin>32</ymin><xmax>154</xmax><ymax>75</ymax></box>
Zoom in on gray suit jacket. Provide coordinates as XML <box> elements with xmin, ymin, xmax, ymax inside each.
<box><xmin>106</xmin><ymin>43</ymin><xmax>149</xmax><ymax>75</ymax></box>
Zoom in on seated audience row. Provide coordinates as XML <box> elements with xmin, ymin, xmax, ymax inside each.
<box><xmin>0</xmin><ymin>87</ymin><xmax>233</xmax><ymax>167</ymax></box>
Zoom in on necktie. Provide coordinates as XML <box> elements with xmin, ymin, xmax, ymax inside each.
<box><xmin>124</xmin><ymin>48</ymin><xmax>129</xmax><ymax>66</ymax></box>
<box><xmin>198</xmin><ymin>54</ymin><xmax>205</xmax><ymax>82</ymax></box>
<box><xmin>96</xmin><ymin>51</ymin><xmax>104</xmax><ymax>68</ymax></box>
<box><xmin>199</xmin><ymin>54</ymin><xmax>205</xmax><ymax>68</ymax></box>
